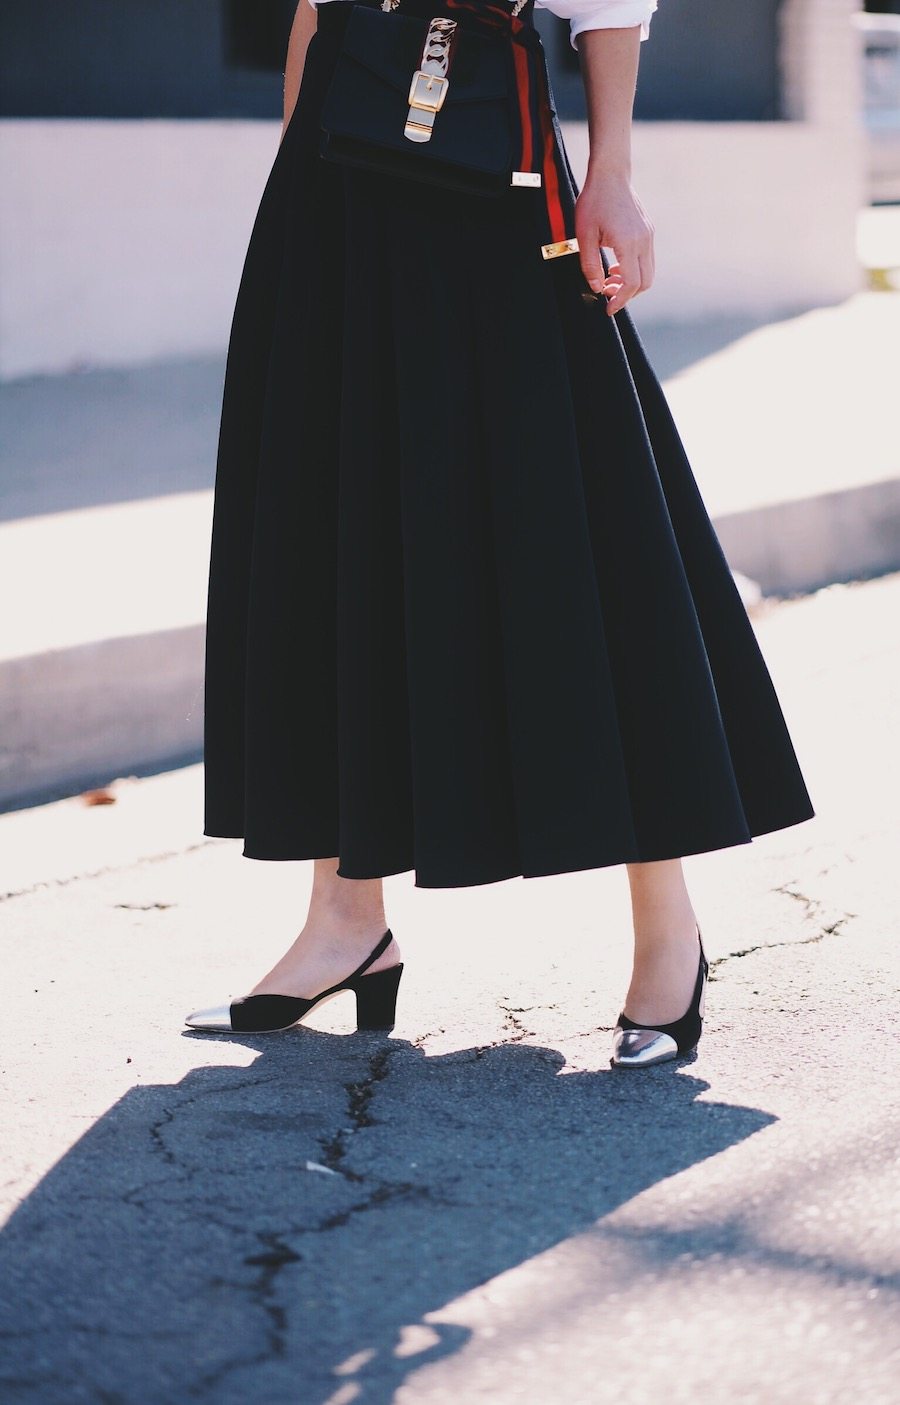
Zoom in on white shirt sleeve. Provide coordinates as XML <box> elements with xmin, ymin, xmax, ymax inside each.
<box><xmin>534</xmin><ymin>0</ymin><xmax>658</xmax><ymax>52</ymax></box>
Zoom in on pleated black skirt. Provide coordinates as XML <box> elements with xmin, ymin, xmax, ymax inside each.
<box><xmin>203</xmin><ymin>0</ymin><xmax>815</xmax><ymax>887</ymax></box>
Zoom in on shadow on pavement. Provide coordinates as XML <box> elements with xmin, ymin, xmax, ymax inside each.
<box><xmin>0</xmin><ymin>309</ymin><xmax>810</xmax><ymax>524</ymax></box>
<box><xmin>0</xmin><ymin>359</ymin><xmax>223</xmax><ymax>523</ymax></box>
<box><xmin>629</xmin><ymin>306</ymin><xmax>805</xmax><ymax>381</ymax></box>
<box><xmin>0</xmin><ymin>1034</ymin><xmax>775</xmax><ymax>1402</ymax></box>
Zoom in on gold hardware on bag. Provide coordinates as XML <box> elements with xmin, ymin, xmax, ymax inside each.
<box><xmin>511</xmin><ymin>171</ymin><xmax>542</xmax><ymax>188</ymax></box>
<box><xmin>541</xmin><ymin>237</ymin><xmax>580</xmax><ymax>260</ymax></box>
<box><xmin>405</xmin><ymin>72</ymin><xmax>450</xmax><ymax>141</ymax></box>
<box><xmin>404</xmin><ymin>16</ymin><xmax>457</xmax><ymax>144</ymax></box>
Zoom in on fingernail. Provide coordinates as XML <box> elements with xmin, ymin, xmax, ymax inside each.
<box><xmin>588</xmin><ymin>280</ymin><xmax>603</xmax><ymax>293</ymax></box>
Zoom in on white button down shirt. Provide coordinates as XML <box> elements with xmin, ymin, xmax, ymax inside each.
<box><xmin>535</xmin><ymin>0</ymin><xmax>657</xmax><ymax>49</ymax></box>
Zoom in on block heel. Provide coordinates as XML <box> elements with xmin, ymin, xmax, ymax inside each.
<box><xmin>350</xmin><ymin>963</ymin><xmax>404</xmax><ymax>1031</ymax></box>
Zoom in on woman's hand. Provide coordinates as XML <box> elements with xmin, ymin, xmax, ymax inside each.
<box><xmin>575</xmin><ymin>169</ymin><xmax>655</xmax><ymax>316</ymax></box>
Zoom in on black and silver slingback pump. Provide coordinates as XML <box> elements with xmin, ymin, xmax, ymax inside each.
<box><xmin>610</xmin><ymin>927</ymin><xmax>709</xmax><ymax>1069</ymax></box>
<box><xmin>184</xmin><ymin>929</ymin><xmax>403</xmax><ymax>1034</ymax></box>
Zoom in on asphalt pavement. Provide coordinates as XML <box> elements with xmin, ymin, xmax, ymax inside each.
<box><xmin>1</xmin><ymin>573</ymin><xmax>899</xmax><ymax>1404</ymax></box>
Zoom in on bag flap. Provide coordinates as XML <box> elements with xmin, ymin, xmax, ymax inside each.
<box><xmin>340</xmin><ymin>6</ymin><xmax>510</xmax><ymax>104</ymax></box>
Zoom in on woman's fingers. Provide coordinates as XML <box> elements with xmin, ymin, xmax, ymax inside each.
<box><xmin>578</xmin><ymin>238</ymin><xmax>606</xmax><ymax>293</ymax></box>
<box><xmin>600</xmin><ymin>247</ymin><xmax>654</xmax><ymax>315</ymax></box>
<box><xmin>600</xmin><ymin>256</ymin><xmax>639</xmax><ymax>315</ymax></box>
<box><xmin>640</xmin><ymin>245</ymin><xmax>655</xmax><ymax>292</ymax></box>
<box><xmin>574</xmin><ymin>174</ymin><xmax>655</xmax><ymax>311</ymax></box>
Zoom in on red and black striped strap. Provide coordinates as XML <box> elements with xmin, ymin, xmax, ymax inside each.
<box><xmin>446</xmin><ymin>0</ymin><xmax>578</xmax><ymax>257</ymax></box>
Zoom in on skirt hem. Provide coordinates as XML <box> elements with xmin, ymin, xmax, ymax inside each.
<box><xmin>203</xmin><ymin>803</ymin><xmax>815</xmax><ymax>888</ymax></box>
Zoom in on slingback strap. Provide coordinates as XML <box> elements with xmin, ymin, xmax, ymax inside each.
<box><xmin>348</xmin><ymin>929</ymin><xmax>396</xmax><ymax>982</ymax></box>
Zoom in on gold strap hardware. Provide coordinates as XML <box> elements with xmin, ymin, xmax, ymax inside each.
<box><xmin>405</xmin><ymin>71</ymin><xmax>450</xmax><ymax>140</ymax></box>
<box><xmin>541</xmin><ymin>237</ymin><xmax>580</xmax><ymax>260</ymax></box>
<box><xmin>404</xmin><ymin>16</ymin><xmax>457</xmax><ymax>144</ymax></box>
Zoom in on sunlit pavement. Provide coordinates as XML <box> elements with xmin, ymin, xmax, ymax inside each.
<box><xmin>1</xmin><ymin>572</ymin><xmax>898</xmax><ymax>1403</ymax></box>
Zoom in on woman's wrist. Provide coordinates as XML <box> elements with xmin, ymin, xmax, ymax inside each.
<box><xmin>586</xmin><ymin>158</ymin><xmax>632</xmax><ymax>182</ymax></box>
<box><xmin>585</xmin><ymin>132</ymin><xmax>633</xmax><ymax>184</ymax></box>
<box><xmin>584</xmin><ymin>159</ymin><xmax>633</xmax><ymax>193</ymax></box>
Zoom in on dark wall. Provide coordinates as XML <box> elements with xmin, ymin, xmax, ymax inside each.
<box><xmin>2</xmin><ymin>0</ymin><xmax>788</xmax><ymax>122</ymax></box>
<box><xmin>0</xmin><ymin>0</ymin><xmax>295</xmax><ymax>118</ymax></box>
<box><xmin>539</xmin><ymin>0</ymin><xmax>786</xmax><ymax>121</ymax></box>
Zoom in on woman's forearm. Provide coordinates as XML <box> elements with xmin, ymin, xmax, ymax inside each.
<box><xmin>570</xmin><ymin>23</ymin><xmax>653</xmax><ymax>313</ymax></box>
<box><xmin>283</xmin><ymin>0</ymin><xmax>318</xmax><ymax>137</ymax></box>
<box><xmin>576</xmin><ymin>25</ymin><xmax>641</xmax><ymax>178</ymax></box>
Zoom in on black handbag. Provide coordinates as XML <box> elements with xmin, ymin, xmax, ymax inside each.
<box><xmin>318</xmin><ymin>1</ymin><xmax>541</xmax><ymax>198</ymax></box>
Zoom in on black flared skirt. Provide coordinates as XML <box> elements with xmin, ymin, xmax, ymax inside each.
<box><xmin>203</xmin><ymin>0</ymin><xmax>815</xmax><ymax>887</ymax></box>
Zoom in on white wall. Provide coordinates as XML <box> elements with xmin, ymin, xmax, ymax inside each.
<box><xmin>564</xmin><ymin>120</ymin><xmax>865</xmax><ymax>323</ymax></box>
<box><xmin>0</xmin><ymin>119</ymin><xmax>280</xmax><ymax>380</ymax></box>
<box><xmin>0</xmin><ymin>0</ymin><xmax>864</xmax><ymax>380</ymax></box>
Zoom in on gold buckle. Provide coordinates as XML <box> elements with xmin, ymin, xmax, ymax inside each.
<box><xmin>541</xmin><ymin>238</ymin><xmax>580</xmax><ymax>260</ymax></box>
<box><xmin>405</xmin><ymin>71</ymin><xmax>449</xmax><ymax>142</ymax></box>
<box><xmin>407</xmin><ymin>71</ymin><xmax>449</xmax><ymax>113</ymax></box>
<box><xmin>405</xmin><ymin>114</ymin><xmax>435</xmax><ymax>140</ymax></box>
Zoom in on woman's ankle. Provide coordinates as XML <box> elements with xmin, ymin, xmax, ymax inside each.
<box><xmin>632</xmin><ymin>911</ymin><xmax>699</xmax><ymax>955</ymax></box>
<box><xmin>249</xmin><ymin>909</ymin><xmax>398</xmax><ymax>997</ymax></box>
<box><xmin>307</xmin><ymin>860</ymin><xmax>387</xmax><ymax>935</ymax></box>
<box><xmin>626</xmin><ymin>858</ymin><xmax>697</xmax><ymax>954</ymax></box>
<box><xmin>306</xmin><ymin>898</ymin><xmax>387</xmax><ymax>933</ymax></box>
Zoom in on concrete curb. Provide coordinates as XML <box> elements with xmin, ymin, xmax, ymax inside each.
<box><xmin>0</xmin><ymin>626</ymin><xmax>204</xmax><ymax>811</ymax></box>
<box><xmin>714</xmin><ymin>476</ymin><xmax>900</xmax><ymax>598</ymax></box>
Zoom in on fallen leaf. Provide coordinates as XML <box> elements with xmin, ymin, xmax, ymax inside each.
<box><xmin>81</xmin><ymin>788</ymin><xmax>117</xmax><ymax>807</ymax></box>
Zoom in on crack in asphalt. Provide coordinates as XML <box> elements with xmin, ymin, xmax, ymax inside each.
<box><xmin>318</xmin><ymin>1045</ymin><xmax>393</xmax><ymax>1181</ymax></box>
<box><xmin>0</xmin><ymin>838</ymin><xmax>221</xmax><ymax>905</ymax></box>
<box><xmin>140</xmin><ymin>1076</ymin><xmax>282</xmax><ymax>1187</ymax></box>
<box><xmin>497</xmin><ymin>1003</ymin><xmax>541</xmax><ymax>1044</ymax></box>
<box><xmin>467</xmin><ymin>1003</ymin><xmax>537</xmax><ymax>1061</ymax></box>
<box><xmin>184</xmin><ymin>1043</ymin><xmax>424</xmax><ymax>1398</ymax></box>
<box><xmin>148</xmin><ymin>1106</ymin><xmax>177</xmax><ymax>1166</ymax></box>
<box><xmin>711</xmin><ymin>902</ymin><xmax>851</xmax><ymax>974</ymax></box>
<box><xmin>317</xmin><ymin>1178</ymin><xmax>432</xmax><ymax>1231</ymax></box>
<box><xmin>774</xmin><ymin>882</ymin><xmax>852</xmax><ymax>921</ymax></box>
<box><xmin>241</xmin><ymin>1231</ymin><xmax>302</xmax><ymax>1358</ymax></box>
<box><xmin>114</xmin><ymin>901</ymin><xmax>175</xmax><ymax>911</ymax></box>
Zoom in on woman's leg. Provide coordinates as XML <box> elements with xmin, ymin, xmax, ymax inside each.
<box><xmin>249</xmin><ymin>859</ymin><xmax>401</xmax><ymax>999</ymax></box>
<box><xmin>623</xmin><ymin>859</ymin><xmax>702</xmax><ymax>1025</ymax></box>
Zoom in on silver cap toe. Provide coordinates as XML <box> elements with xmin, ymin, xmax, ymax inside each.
<box><xmin>184</xmin><ymin>1002</ymin><xmax>234</xmax><ymax>1032</ymax></box>
<box><xmin>611</xmin><ymin>1026</ymin><xmax>679</xmax><ymax>1068</ymax></box>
